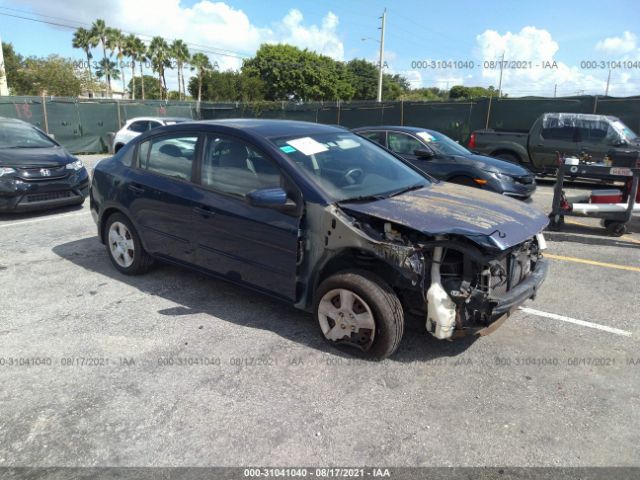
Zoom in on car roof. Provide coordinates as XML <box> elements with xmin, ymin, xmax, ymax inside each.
<box><xmin>353</xmin><ymin>125</ymin><xmax>438</xmax><ymax>135</ymax></box>
<box><xmin>193</xmin><ymin>119</ymin><xmax>349</xmax><ymax>138</ymax></box>
<box><xmin>0</xmin><ymin>116</ymin><xmax>34</xmax><ymax>127</ymax></box>
<box><xmin>125</xmin><ymin>116</ymin><xmax>192</xmax><ymax>123</ymax></box>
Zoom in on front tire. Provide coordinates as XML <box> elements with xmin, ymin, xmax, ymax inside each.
<box><xmin>104</xmin><ymin>213</ymin><xmax>155</xmax><ymax>275</ymax></box>
<box><xmin>313</xmin><ymin>270</ymin><xmax>404</xmax><ymax>360</ymax></box>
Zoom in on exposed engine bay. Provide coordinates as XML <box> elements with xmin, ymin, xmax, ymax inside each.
<box><xmin>298</xmin><ymin>202</ymin><xmax>548</xmax><ymax>341</ymax></box>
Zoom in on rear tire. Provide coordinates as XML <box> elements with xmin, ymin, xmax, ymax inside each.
<box><xmin>104</xmin><ymin>213</ymin><xmax>155</xmax><ymax>275</ymax></box>
<box><xmin>313</xmin><ymin>270</ymin><xmax>404</xmax><ymax>360</ymax></box>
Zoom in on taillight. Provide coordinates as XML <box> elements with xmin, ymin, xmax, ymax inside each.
<box><xmin>468</xmin><ymin>132</ymin><xmax>476</xmax><ymax>150</ymax></box>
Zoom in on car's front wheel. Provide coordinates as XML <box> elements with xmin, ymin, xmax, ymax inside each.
<box><xmin>105</xmin><ymin>213</ymin><xmax>155</xmax><ymax>275</ymax></box>
<box><xmin>313</xmin><ymin>270</ymin><xmax>404</xmax><ymax>359</ymax></box>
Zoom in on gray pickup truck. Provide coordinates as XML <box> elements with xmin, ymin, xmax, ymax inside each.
<box><xmin>469</xmin><ymin>113</ymin><xmax>640</xmax><ymax>174</ymax></box>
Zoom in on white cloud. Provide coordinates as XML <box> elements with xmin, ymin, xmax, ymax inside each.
<box><xmin>276</xmin><ymin>9</ymin><xmax>344</xmax><ymax>59</ymax></box>
<box><xmin>471</xmin><ymin>27</ymin><xmax>627</xmax><ymax>96</ymax></box>
<box><xmin>596</xmin><ymin>31</ymin><xmax>637</xmax><ymax>55</ymax></box>
<box><xmin>18</xmin><ymin>0</ymin><xmax>345</xmax><ymax>90</ymax></box>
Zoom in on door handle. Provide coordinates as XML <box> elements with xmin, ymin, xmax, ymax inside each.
<box><xmin>193</xmin><ymin>205</ymin><xmax>215</xmax><ymax>218</ymax></box>
<box><xmin>128</xmin><ymin>184</ymin><xmax>144</xmax><ymax>195</ymax></box>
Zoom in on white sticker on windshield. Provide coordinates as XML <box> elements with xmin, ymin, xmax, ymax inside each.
<box><xmin>335</xmin><ymin>138</ymin><xmax>360</xmax><ymax>150</ymax></box>
<box><xmin>416</xmin><ymin>131</ymin><xmax>435</xmax><ymax>142</ymax></box>
<box><xmin>286</xmin><ymin>137</ymin><xmax>328</xmax><ymax>156</ymax></box>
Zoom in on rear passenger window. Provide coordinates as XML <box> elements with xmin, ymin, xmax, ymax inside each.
<box><xmin>139</xmin><ymin>135</ymin><xmax>198</xmax><ymax>181</ymax></box>
<box><xmin>202</xmin><ymin>135</ymin><xmax>282</xmax><ymax>197</ymax></box>
<box><xmin>540</xmin><ymin>126</ymin><xmax>577</xmax><ymax>142</ymax></box>
<box><xmin>128</xmin><ymin>121</ymin><xmax>149</xmax><ymax>133</ymax></box>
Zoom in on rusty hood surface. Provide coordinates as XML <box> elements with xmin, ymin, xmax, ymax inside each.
<box><xmin>338</xmin><ymin>181</ymin><xmax>548</xmax><ymax>250</ymax></box>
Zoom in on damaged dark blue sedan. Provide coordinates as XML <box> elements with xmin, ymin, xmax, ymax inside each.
<box><xmin>91</xmin><ymin>119</ymin><xmax>549</xmax><ymax>359</ymax></box>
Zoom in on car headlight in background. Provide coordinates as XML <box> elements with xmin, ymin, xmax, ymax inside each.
<box><xmin>0</xmin><ymin>167</ymin><xmax>17</xmax><ymax>177</ymax></box>
<box><xmin>490</xmin><ymin>172</ymin><xmax>514</xmax><ymax>182</ymax></box>
<box><xmin>65</xmin><ymin>159</ymin><xmax>84</xmax><ymax>171</ymax></box>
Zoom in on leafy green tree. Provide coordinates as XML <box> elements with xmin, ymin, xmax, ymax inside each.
<box><xmin>190</xmin><ymin>52</ymin><xmax>211</xmax><ymax>102</ymax></box>
<box><xmin>148</xmin><ymin>36</ymin><xmax>171</xmax><ymax>100</ymax></box>
<box><xmin>449</xmin><ymin>85</ymin><xmax>504</xmax><ymax>100</ymax></box>
<box><xmin>15</xmin><ymin>55</ymin><xmax>84</xmax><ymax>96</ymax></box>
<box><xmin>72</xmin><ymin>28</ymin><xmax>97</xmax><ymax>85</ymax></box>
<box><xmin>242</xmin><ymin>44</ymin><xmax>354</xmax><ymax>101</ymax></box>
<box><xmin>343</xmin><ymin>58</ymin><xmax>409</xmax><ymax>100</ymax></box>
<box><xmin>188</xmin><ymin>69</ymin><xmax>265</xmax><ymax>101</ymax></box>
<box><xmin>1</xmin><ymin>42</ymin><xmax>24</xmax><ymax>94</ymax></box>
<box><xmin>128</xmin><ymin>75</ymin><xmax>165</xmax><ymax>100</ymax></box>
<box><xmin>171</xmin><ymin>40</ymin><xmax>190</xmax><ymax>100</ymax></box>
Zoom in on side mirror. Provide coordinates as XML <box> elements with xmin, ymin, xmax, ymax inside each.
<box><xmin>246</xmin><ymin>187</ymin><xmax>296</xmax><ymax>211</ymax></box>
<box><xmin>414</xmin><ymin>148</ymin><xmax>434</xmax><ymax>158</ymax></box>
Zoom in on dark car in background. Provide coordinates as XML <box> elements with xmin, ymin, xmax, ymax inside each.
<box><xmin>91</xmin><ymin>119</ymin><xmax>548</xmax><ymax>359</ymax></box>
<box><xmin>354</xmin><ymin>126</ymin><xmax>536</xmax><ymax>199</ymax></box>
<box><xmin>469</xmin><ymin>113</ymin><xmax>640</xmax><ymax>175</ymax></box>
<box><xmin>0</xmin><ymin>117</ymin><xmax>89</xmax><ymax>212</ymax></box>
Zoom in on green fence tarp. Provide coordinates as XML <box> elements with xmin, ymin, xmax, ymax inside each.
<box><xmin>0</xmin><ymin>95</ymin><xmax>639</xmax><ymax>154</ymax></box>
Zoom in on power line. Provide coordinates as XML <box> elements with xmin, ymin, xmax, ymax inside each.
<box><xmin>0</xmin><ymin>9</ymin><xmax>249</xmax><ymax>60</ymax></box>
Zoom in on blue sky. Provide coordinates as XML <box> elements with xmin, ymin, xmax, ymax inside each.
<box><xmin>1</xmin><ymin>0</ymin><xmax>639</xmax><ymax>96</ymax></box>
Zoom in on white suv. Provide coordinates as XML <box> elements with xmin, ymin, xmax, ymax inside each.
<box><xmin>113</xmin><ymin>117</ymin><xmax>191</xmax><ymax>152</ymax></box>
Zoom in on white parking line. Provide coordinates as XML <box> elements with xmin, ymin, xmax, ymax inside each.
<box><xmin>519</xmin><ymin>307</ymin><xmax>632</xmax><ymax>337</ymax></box>
<box><xmin>0</xmin><ymin>211</ymin><xmax>89</xmax><ymax>229</ymax></box>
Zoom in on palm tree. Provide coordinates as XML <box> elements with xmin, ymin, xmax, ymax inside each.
<box><xmin>90</xmin><ymin>19</ymin><xmax>111</xmax><ymax>95</ymax></box>
<box><xmin>148</xmin><ymin>36</ymin><xmax>170</xmax><ymax>100</ymax></box>
<box><xmin>171</xmin><ymin>39</ymin><xmax>190</xmax><ymax>100</ymax></box>
<box><xmin>109</xmin><ymin>29</ymin><xmax>127</xmax><ymax>96</ymax></box>
<box><xmin>124</xmin><ymin>34</ymin><xmax>143</xmax><ymax>100</ymax></box>
<box><xmin>72</xmin><ymin>27</ymin><xmax>96</xmax><ymax>85</ymax></box>
<box><xmin>190</xmin><ymin>52</ymin><xmax>211</xmax><ymax>102</ymax></box>
<box><xmin>95</xmin><ymin>58</ymin><xmax>120</xmax><ymax>96</ymax></box>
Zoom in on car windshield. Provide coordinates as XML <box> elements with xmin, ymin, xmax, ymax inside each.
<box><xmin>0</xmin><ymin>123</ymin><xmax>57</xmax><ymax>149</ymax></box>
<box><xmin>611</xmin><ymin>120</ymin><xmax>638</xmax><ymax>142</ymax></box>
<box><xmin>415</xmin><ymin>130</ymin><xmax>471</xmax><ymax>155</ymax></box>
<box><xmin>273</xmin><ymin>132</ymin><xmax>429</xmax><ymax>201</ymax></box>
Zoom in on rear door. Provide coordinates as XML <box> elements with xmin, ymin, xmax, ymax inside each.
<box><xmin>576</xmin><ymin>119</ymin><xmax>617</xmax><ymax>163</ymax></box>
<box><xmin>128</xmin><ymin>132</ymin><xmax>202</xmax><ymax>263</ymax></box>
<box><xmin>192</xmin><ymin>133</ymin><xmax>301</xmax><ymax>300</ymax></box>
<box><xmin>529</xmin><ymin>121</ymin><xmax>579</xmax><ymax>168</ymax></box>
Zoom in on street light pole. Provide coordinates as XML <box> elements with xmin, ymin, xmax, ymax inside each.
<box><xmin>376</xmin><ymin>9</ymin><xmax>386</xmax><ymax>103</ymax></box>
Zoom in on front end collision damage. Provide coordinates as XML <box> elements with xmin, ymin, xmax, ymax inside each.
<box><xmin>296</xmin><ymin>201</ymin><xmax>548</xmax><ymax>340</ymax></box>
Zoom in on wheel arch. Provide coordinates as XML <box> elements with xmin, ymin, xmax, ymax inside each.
<box><xmin>304</xmin><ymin>248</ymin><xmax>407</xmax><ymax>309</ymax></box>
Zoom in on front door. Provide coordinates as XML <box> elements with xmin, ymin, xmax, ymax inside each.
<box><xmin>192</xmin><ymin>133</ymin><xmax>301</xmax><ymax>300</ymax></box>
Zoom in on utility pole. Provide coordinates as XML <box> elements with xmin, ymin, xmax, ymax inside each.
<box><xmin>0</xmin><ymin>32</ymin><xmax>9</xmax><ymax>96</ymax></box>
<box><xmin>497</xmin><ymin>51</ymin><xmax>505</xmax><ymax>98</ymax></box>
<box><xmin>605</xmin><ymin>69</ymin><xmax>611</xmax><ymax>96</ymax></box>
<box><xmin>554</xmin><ymin>84</ymin><xmax>557</xmax><ymax>98</ymax></box>
<box><xmin>376</xmin><ymin>8</ymin><xmax>386</xmax><ymax>103</ymax></box>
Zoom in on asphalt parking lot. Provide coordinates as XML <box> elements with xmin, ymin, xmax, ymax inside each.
<box><xmin>1</xmin><ymin>155</ymin><xmax>639</xmax><ymax>467</ymax></box>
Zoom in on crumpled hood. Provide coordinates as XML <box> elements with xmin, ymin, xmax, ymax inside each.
<box><xmin>460</xmin><ymin>153</ymin><xmax>532</xmax><ymax>176</ymax></box>
<box><xmin>0</xmin><ymin>146</ymin><xmax>74</xmax><ymax>168</ymax></box>
<box><xmin>339</xmin><ymin>181</ymin><xmax>548</xmax><ymax>250</ymax></box>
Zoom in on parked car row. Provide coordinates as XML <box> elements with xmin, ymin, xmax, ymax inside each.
<box><xmin>0</xmin><ymin>115</ymin><xmax>552</xmax><ymax>360</ymax></box>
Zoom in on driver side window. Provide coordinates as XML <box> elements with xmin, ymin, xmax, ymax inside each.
<box><xmin>388</xmin><ymin>132</ymin><xmax>423</xmax><ymax>155</ymax></box>
<box><xmin>201</xmin><ymin>135</ymin><xmax>282</xmax><ymax>197</ymax></box>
